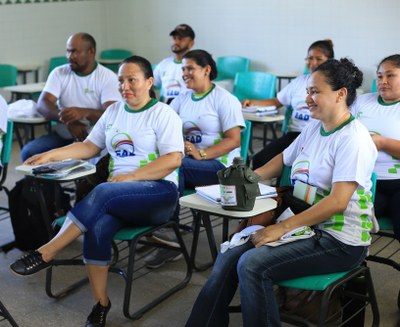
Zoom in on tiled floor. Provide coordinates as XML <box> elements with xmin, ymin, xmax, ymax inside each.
<box><xmin>0</xmin><ymin>124</ymin><xmax>399</xmax><ymax>326</ymax></box>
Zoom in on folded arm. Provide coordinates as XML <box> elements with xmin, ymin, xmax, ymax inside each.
<box><xmin>371</xmin><ymin>134</ymin><xmax>400</xmax><ymax>158</ymax></box>
<box><xmin>185</xmin><ymin>126</ymin><xmax>241</xmax><ymax>160</ymax></box>
<box><xmin>58</xmin><ymin>100</ymin><xmax>115</xmax><ymax>125</ymax></box>
<box><xmin>108</xmin><ymin>152</ymin><xmax>182</xmax><ymax>182</ymax></box>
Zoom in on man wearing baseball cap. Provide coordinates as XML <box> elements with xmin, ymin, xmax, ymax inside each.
<box><xmin>153</xmin><ymin>24</ymin><xmax>195</xmax><ymax>104</ymax></box>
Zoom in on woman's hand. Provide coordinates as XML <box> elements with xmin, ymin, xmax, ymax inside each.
<box><xmin>251</xmin><ymin>223</ymin><xmax>289</xmax><ymax>248</ymax></box>
<box><xmin>184</xmin><ymin>141</ymin><xmax>201</xmax><ymax>160</ymax></box>
<box><xmin>241</xmin><ymin>99</ymin><xmax>253</xmax><ymax>107</ymax></box>
<box><xmin>108</xmin><ymin>173</ymin><xmax>137</xmax><ymax>182</ymax></box>
<box><xmin>24</xmin><ymin>152</ymin><xmax>53</xmax><ymax>166</ymax></box>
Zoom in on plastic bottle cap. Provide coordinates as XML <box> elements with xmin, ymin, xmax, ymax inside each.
<box><xmin>233</xmin><ymin>157</ymin><xmax>244</xmax><ymax>165</ymax></box>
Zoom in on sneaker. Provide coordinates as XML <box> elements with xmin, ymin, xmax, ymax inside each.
<box><xmin>10</xmin><ymin>250</ymin><xmax>52</xmax><ymax>276</ymax></box>
<box><xmin>144</xmin><ymin>248</ymin><xmax>183</xmax><ymax>269</ymax></box>
<box><xmin>86</xmin><ymin>299</ymin><xmax>111</xmax><ymax>327</ymax></box>
<box><xmin>146</xmin><ymin>228</ymin><xmax>180</xmax><ymax>248</ymax></box>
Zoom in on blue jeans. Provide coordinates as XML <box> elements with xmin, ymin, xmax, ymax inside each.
<box><xmin>178</xmin><ymin>157</ymin><xmax>225</xmax><ymax>195</ymax></box>
<box><xmin>21</xmin><ymin>132</ymin><xmax>72</xmax><ymax>162</ymax></box>
<box><xmin>185</xmin><ymin>230</ymin><xmax>368</xmax><ymax>327</ymax></box>
<box><xmin>67</xmin><ymin>180</ymin><xmax>178</xmax><ymax>265</ymax></box>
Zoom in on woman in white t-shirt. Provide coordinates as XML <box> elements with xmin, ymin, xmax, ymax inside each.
<box><xmin>170</xmin><ymin>49</ymin><xmax>245</xmax><ymax>195</ymax></box>
<box><xmin>10</xmin><ymin>56</ymin><xmax>184</xmax><ymax>327</ymax></box>
<box><xmin>186</xmin><ymin>58</ymin><xmax>377</xmax><ymax>327</ymax></box>
<box><xmin>351</xmin><ymin>54</ymin><xmax>400</xmax><ymax>240</ymax></box>
<box><xmin>242</xmin><ymin>39</ymin><xmax>334</xmax><ymax>169</ymax></box>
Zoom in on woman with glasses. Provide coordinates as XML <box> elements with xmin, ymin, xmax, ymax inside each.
<box><xmin>242</xmin><ymin>40</ymin><xmax>334</xmax><ymax>170</ymax></box>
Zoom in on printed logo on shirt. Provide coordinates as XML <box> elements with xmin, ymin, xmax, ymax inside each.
<box><xmin>183</xmin><ymin>121</ymin><xmax>203</xmax><ymax>143</ymax></box>
<box><xmin>84</xmin><ymin>87</ymin><xmax>95</xmax><ymax>95</ymax></box>
<box><xmin>166</xmin><ymin>79</ymin><xmax>181</xmax><ymax>97</ymax></box>
<box><xmin>294</xmin><ymin>105</ymin><xmax>311</xmax><ymax>121</ymax></box>
<box><xmin>111</xmin><ymin>133</ymin><xmax>135</xmax><ymax>157</ymax></box>
<box><xmin>292</xmin><ymin>160</ymin><xmax>310</xmax><ymax>185</ymax></box>
<box><xmin>105</xmin><ymin>124</ymin><xmax>113</xmax><ymax>132</ymax></box>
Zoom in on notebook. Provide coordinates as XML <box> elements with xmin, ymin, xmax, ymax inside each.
<box><xmin>195</xmin><ymin>183</ymin><xmax>277</xmax><ymax>204</ymax></box>
<box><xmin>16</xmin><ymin>159</ymin><xmax>96</xmax><ymax>179</ymax></box>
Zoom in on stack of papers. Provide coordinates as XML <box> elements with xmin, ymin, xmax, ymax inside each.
<box><xmin>195</xmin><ymin>183</ymin><xmax>277</xmax><ymax>204</ymax></box>
<box><xmin>242</xmin><ymin>106</ymin><xmax>278</xmax><ymax>116</ymax></box>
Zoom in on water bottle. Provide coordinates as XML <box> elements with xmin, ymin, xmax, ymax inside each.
<box><xmin>217</xmin><ymin>157</ymin><xmax>261</xmax><ymax>211</ymax></box>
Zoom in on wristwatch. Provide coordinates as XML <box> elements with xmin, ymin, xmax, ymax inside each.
<box><xmin>198</xmin><ymin>149</ymin><xmax>207</xmax><ymax>160</ymax></box>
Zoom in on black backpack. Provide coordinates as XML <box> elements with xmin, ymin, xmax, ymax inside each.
<box><xmin>8</xmin><ymin>178</ymin><xmax>72</xmax><ymax>251</ymax></box>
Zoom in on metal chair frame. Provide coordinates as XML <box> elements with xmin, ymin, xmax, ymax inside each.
<box><xmin>186</xmin><ymin>120</ymin><xmax>252</xmax><ymax>270</ymax></box>
<box><xmin>0</xmin><ymin>300</ymin><xmax>18</xmax><ymax>327</ymax></box>
<box><xmin>45</xmin><ymin>219</ymin><xmax>192</xmax><ymax>320</ymax></box>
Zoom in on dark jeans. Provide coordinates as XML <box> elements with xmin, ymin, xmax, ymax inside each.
<box><xmin>67</xmin><ymin>180</ymin><xmax>178</xmax><ymax>265</ymax></box>
<box><xmin>21</xmin><ymin>132</ymin><xmax>72</xmax><ymax>162</ymax></box>
<box><xmin>375</xmin><ymin>179</ymin><xmax>400</xmax><ymax>240</ymax></box>
<box><xmin>185</xmin><ymin>231</ymin><xmax>367</xmax><ymax>327</ymax></box>
<box><xmin>178</xmin><ymin>157</ymin><xmax>225</xmax><ymax>196</ymax></box>
<box><xmin>252</xmin><ymin>132</ymin><xmax>300</xmax><ymax>170</ymax></box>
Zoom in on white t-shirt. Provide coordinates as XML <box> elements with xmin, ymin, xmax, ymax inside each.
<box><xmin>277</xmin><ymin>74</ymin><xmax>315</xmax><ymax>133</ymax></box>
<box><xmin>0</xmin><ymin>95</ymin><xmax>8</xmax><ymax>161</ymax></box>
<box><xmin>44</xmin><ymin>63</ymin><xmax>121</xmax><ymax>139</ymax></box>
<box><xmin>170</xmin><ymin>84</ymin><xmax>245</xmax><ymax>166</ymax></box>
<box><xmin>283</xmin><ymin>118</ymin><xmax>378</xmax><ymax>246</ymax></box>
<box><xmin>87</xmin><ymin>99</ymin><xmax>184</xmax><ymax>186</ymax></box>
<box><xmin>153</xmin><ymin>56</ymin><xmax>188</xmax><ymax>101</ymax></box>
<box><xmin>351</xmin><ymin>92</ymin><xmax>400</xmax><ymax>180</ymax></box>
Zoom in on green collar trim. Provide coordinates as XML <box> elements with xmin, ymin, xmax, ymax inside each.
<box><xmin>124</xmin><ymin>98</ymin><xmax>158</xmax><ymax>113</ymax></box>
<box><xmin>320</xmin><ymin>114</ymin><xmax>355</xmax><ymax>136</ymax></box>
<box><xmin>191</xmin><ymin>84</ymin><xmax>215</xmax><ymax>101</ymax></box>
<box><xmin>378</xmin><ymin>95</ymin><xmax>400</xmax><ymax>106</ymax></box>
<box><xmin>174</xmin><ymin>58</ymin><xmax>182</xmax><ymax>64</ymax></box>
<box><xmin>75</xmin><ymin>61</ymin><xmax>98</xmax><ymax>77</ymax></box>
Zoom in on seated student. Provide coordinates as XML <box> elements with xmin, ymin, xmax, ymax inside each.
<box><xmin>143</xmin><ymin>49</ymin><xmax>246</xmax><ymax>269</ymax></box>
<box><xmin>171</xmin><ymin>49</ymin><xmax>246</xmax><ymax>195</ymax></box>
<box><xmin>10</xmin><ymin>56</ymin><xmax>184</xmax><ymax>327</ymax></box>
<box><xmin>351</xmin><ymin>54</ymin><xmax>400</xmax><ymax>241</ymax></box>
<box><xmin>242</xmin><ymin>39</ymin><xmax>334</xmax><ymax>169</ymax></box>
<box><xmin>185</xmin><ymin>58</ymin><xmax>377</xmax><ymax>327</ymax></box>
<box><xmin>20</xmin><ymin>32</ymin><xmax>120</xmax><ymax>162</ymax></box>
<box><xmin>153</xmin><ymin>24</ymin><xmax>195</xmax><ymax>103</ymax></box>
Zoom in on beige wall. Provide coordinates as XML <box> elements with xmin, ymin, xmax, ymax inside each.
<box><xmin>1</xmin><ymin>0</ymin><xmax>399</xmax><ymax>90</ymax></box>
